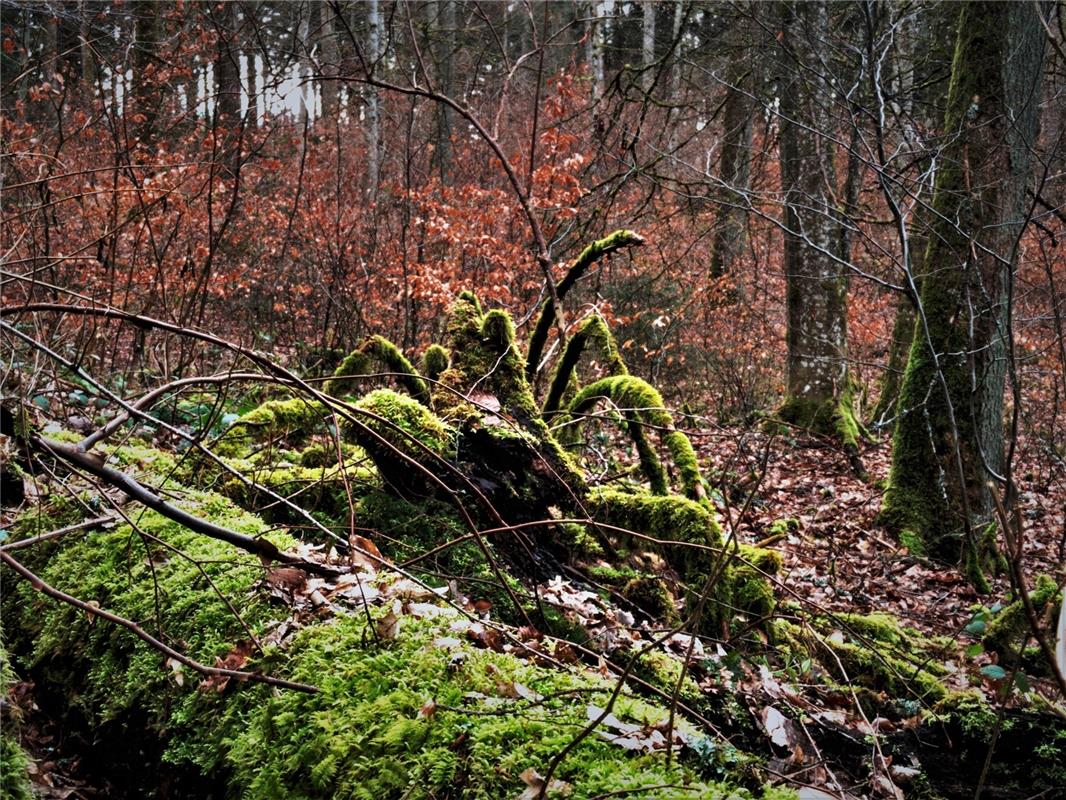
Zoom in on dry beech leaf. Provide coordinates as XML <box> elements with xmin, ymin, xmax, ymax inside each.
<box><xmin>376</xmin><ymin>601</ymin><xmax>401</xmax><ymax>640</ymax></box>
<box><xmin>386</xmin><ymin>578</ymin><xmax>438</xmax><ymax>601</ymax></box>
<box><xmin>166</xmin><ymin>657</ymin><xmax>185</xmax><ymax>687</ymax></box>
<box><xmin>760</xmin><ymin>706</ymin><xmax>796</xmax><ymax>750</ymax></box>
<box><xmin>517</xmin><ymin>767</ymin><xmax>571</xmax><ymax>800</ymax></box>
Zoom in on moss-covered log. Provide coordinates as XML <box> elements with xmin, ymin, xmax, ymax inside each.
<box><xmin>327</xmin><ymin>335</ymin><xmax>429</xmax><ymax>404</ymax></box>
<box><xmin>1</xmin><ymin>493</ymin><xmax>789</xmax><ymax>800</ymax></box>
<box><xmin>588</xmin><ymin>491</ymin><xmax>780</xmax><ymax>636</ymax></box>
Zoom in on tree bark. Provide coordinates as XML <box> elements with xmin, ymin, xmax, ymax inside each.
<box><xmin>883</xmin><ymin>1</ymin><xmax>1045</xmax><ymax>581</ymax></box>
<box><xmin>215</xmin><ymin>1</ymin><xmax>241</xmax><ymax>123</ymax></box>
<box><xmin>709</xmin><ymin>12</ymin><xmax>754</xmax><ymax>281</ymax></box>
<box><xmin>776</xmin><ymin>1</ymin><xmax>860</xmax><ymax>452</ymax></box>
<box><xmin>319</xmin><ymin>2</ymin><xmax>339</xmax><ymax>119</ymax></box>
<box><xmin>641</xmin><ymin>0</ymin><xmax>655</xmax><ymax>92</ymax></box>
<box><xmin>366</xmin><ymin>0</ymin><xmax>382</xmax><ymax>195</ymax></box>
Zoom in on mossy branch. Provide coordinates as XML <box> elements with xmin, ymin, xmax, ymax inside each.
<box><xmin>543</xmin><ymin>314</ymin><xmax>628</xmax><ymax>418</ymax></box>
<box><xmin>214</xmin><ymin>397</ymin><xmax>325</xmax><ymax>455</ymax></box>
<box><xmin>526</xmin><ymin>230</ymin><xmax>645</xmax><ymax>381</ymax></box>
<box><xmin>29</xmin><ymin>435</ymin><xmax>339</xmax><ymax>576</ymax></box>
<box><xmin>421</xmin><ymin>344</ymin><xmax>450</xmax><ymax>383</ymax></box>
<box><xmin>567</xmin><ymin>376</ymin><xmax>705</xmax><ymax>500</ymax></box>
<box><xmin>326</xmin><ymin>335</ymin><xmax>429</xmax><ymax>404</ymax></box>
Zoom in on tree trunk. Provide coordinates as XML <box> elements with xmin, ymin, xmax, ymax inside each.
<box><xmin>871</xmin><ymin>2</ymin><xmax>953</xmax><ymax>427</ymax></box>
<box><xmin>215</xmin><ymin>1</ymin><xmax>241</xmax><ymax>123</ymax></box>
<box><xmin>319</xmin><ymin>3</ymin><xmax>339</xmax><ymax>120</ymax></box>
<box><xmin>883</xmin><ymin>1</ymin><xmax>1045</xmax><ymax>584</ymax></box>
<box><xmin>709</xmin><ymin>16</ymin><xmax>754</xmax><ymax>281</ymax></box>
<box><xmin>776</xmin><ymin>1</ymin><xmax>860</xmax><ymax>453</ymax></box>
<box><xmin>641</xmin><ymin>0</ymin><xmax>655</xmax><ymax>92</ymax></box>
<box><xmin>366</xmin><ymin>0</ymin><xmax>382</xmax><ymax>195</ymax></box>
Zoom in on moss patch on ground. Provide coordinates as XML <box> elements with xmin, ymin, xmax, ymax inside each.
<box><xmin>3</xmin><ymin>489</ymin><xmax>792</xmax><ymax>800</ymax></box>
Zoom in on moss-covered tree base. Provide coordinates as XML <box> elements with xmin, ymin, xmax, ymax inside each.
<box><xmin>775</xmin><ymin>389</ymin><xmax>867</xmax><ymax>478</ymax></box>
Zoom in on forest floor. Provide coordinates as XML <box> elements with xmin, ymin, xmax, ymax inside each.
<box><xmin>5</xmin><ymin>425</ymin><xmax>1065</xmax><ymax>799</ymax></box>
<box><xmin>702</xmin><ymin>425</ymin><xmax>1065</xmax><ymax>694</ymax></box>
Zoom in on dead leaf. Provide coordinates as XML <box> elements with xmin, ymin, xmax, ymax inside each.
<box><xmin>376</xmin><ymin>601</ymin><xmax>401</xmax><ymax>640</ymax></box>
<box><xmin>166</xmin><ymin>657</ymin><xmax>185</xmax><ymax>687</ymax></box>
<box><xmin>517</xmin><ymin>767</ymin><xmax>571</xmax><ymax>800</ymax></box>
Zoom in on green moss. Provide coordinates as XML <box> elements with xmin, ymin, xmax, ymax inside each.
<box><xmin>5</xmin><ymin>492</ymin><xmax>770</xmax><ymax>799</ymax></box>
<box><xmin>834</xmin><ymin>612</ymin><xmax>906</xmax><ymax>646</ymax></box>
<box><xmin>215</xmin><ymin>397</ymin><xmax>324</xmax><ymax>456</ymax></box>
<box><xmin>818</xmin><ymin>629</ymin><xmax>947</xmax><ymax>703</ymax></box>
<box><xmin>567</xmin><ymin>376</ymin><xmax>705</xmax><ymax>500</ymax></box>
<box><xmin>219</xmin><ymin>462</ymin><xmax>375</xmax><ymax>526</ymax></box>
<box><xmin>352</xmin><ymin>389</ymin><xmax>453</xmax><ymax>459</ymax></box>
<box><xmin>4</xmin><ymin>489</ymin><xmax>292</xmax><ymax>738</ymax></box>
<box><xmin>478</xmin><ymin>310</ymin><xmax>540</xmax><ymax>418</ymax></box>
<box><xmin>586</xmin><ymin>564</ymin><xmax>640</xmax><ymax>587</ymax></box>
<box><xmin>897</xmin><ymin>528</ymin><xmax>927</xmax><ymax>556</ymax></box>
<box><xmin>931</xmin><ymin>690</ymin><xmax>1066</xmax><ymax>790</ymax></box>
<box><xmin>767</xmin><ymin>518</ymin><xmax>800</xmax><ymax>538</ymax></box>
<box><xmin>543</xmin><ymin>314</ymin><xmax>629</xmax><ymax>417</ymax></box>
<box><xmin>0</xmin><ymin>639</ymin><xmax>34</xmax><ymax>800</ymax></box>
<box><xmin>776</xmin><ymin>384</ymin><xmax>864</xmax><ymax>450</ymax></box>
<box><xmin>421</xmin><ymin>344</ymin><xmax>450</xmax><ymax>384</ymax></box>
<box><xmin>587</xmin><ymin>491</ymin><xmax>778</xmax><ymax>634</ymax></box>
<box><xmin>982</xmin><ymin>574</ymin><xmax>1062</xmax><ymax>673</ymax></box>
<box><xmin>622</xmin><ymin>576</ymin><xmax>680</xmax><ymax>624</ymax></box>
<box><xmin>327</xmin><ymin>336</ymin><xmax>429</xmax><ymax>404</ymax></box>
<box><xmin>932</xmin><ymin>691</ymin><xmax>998</xmax><ymax>741</ymax></box>
<box><xmin>630</xmin><ymin>647</ymin><xmax>701</xmax><ymax>704</ymax></box>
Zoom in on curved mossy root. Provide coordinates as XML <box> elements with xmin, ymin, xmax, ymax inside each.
<box><xmin>588</xmin><ymin>490</ymin><xmax>781</xmax><ymax>637</ymax></box>
<box><xmin>3</xmin><ymin>496</ymin><xmax>769</xmax><ymax>800</ymax></box>
<box><xmin>981</xmin><ymin>574</ymin><xmax>1063</xmax><ymax>675</ymax></box>
<box><xmin>327</xmin><ymin>335</ymin><xmax>429</xmax><ymax>405</ymax></box>
<box><xmin>878</xmin><ymin>489</ymin><xmax>1003</xmax><ymax>594</ymax></box>
<box><xmin>563</xmin><ymin>375</ymin><xmax>705</xmax><ymax>501</ymax></box>
<box><xmin>543</xmin><ymin>313</ymin><xmax>628</xmax><ymax>419</ymax></box>
<box><xmin>526</xmin><ymin>230</ymin><xmax>645</xmax><ymax>382</ymax></box>
<box><xmin>214</xmin><ymin>396</ymin><xmax>326</xmax><ymax>457</ymax></box>
<box><xmin>772</xmin><ymin>614</ymin><xmax>949</xmax><ymax>707</ymax></box>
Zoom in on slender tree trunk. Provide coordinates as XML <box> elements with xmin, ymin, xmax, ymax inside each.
<box><xmin>319</xmin><ymin>3</ymin><xmax>339</xmax><ymax>119</ymax></box>
<box><xmin>776</xmin><ymin>1</ymin><xmax>861</xmax><ymax>455</ymax></box>
<box><xmin>883</xmin><ymin>1</ymin><xmax>1045</xmax><ymax>584</ymax></box>
<box><xmin>590</xmin><ymin>0</ymin><xmax>608</xmax><ymax>98</ymax></box>
<box><xmin>641</xmin><ymin>0</ymin><xmax>655</xmax><ymax>92</ymax></box>
<box><xmin>709</xmin><ymin>18</ymin><xmax>754</xmax><ymax>282</ymax></box>
<box><xmin>366</xmin><ymin>0</ymin><xmax>382</xmax><ymax>195</ymax></box>
<box><xmin>243</xmin><ymin>3</ymin><xmax>259</xmax><ymax>127</ymax></box>
<box><xmin>297</xmin><ymin>5</ymin><xmax>311</xmax><ymax>126</ymax></box>
<box><xmin>434</xmin><ymin>0</ymin><xmax>457</xmax><ymax>180</ymax></box>
<box><xmin>79</xmin><ymin>0</ymin><xmax>95</xmax><ymax>92</ymax></box>
<box><xmin>871</xmin><ymin>2</ymin><xmax>950</xmax><ymax>426</ymax></box>
<box><xmin>215</xmin><ymin>2</ymin><xmax>241</xmax><ymax>123</ymax></box>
